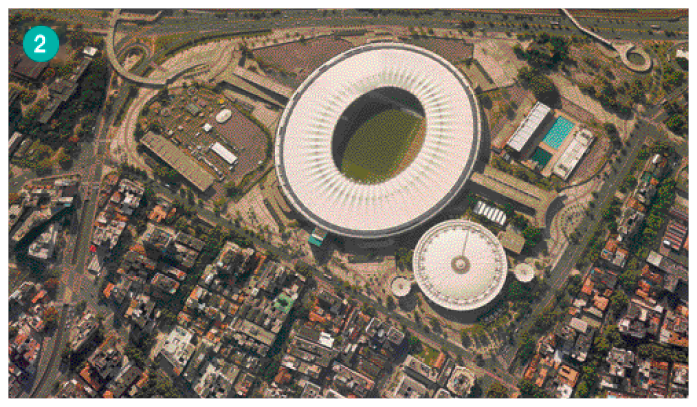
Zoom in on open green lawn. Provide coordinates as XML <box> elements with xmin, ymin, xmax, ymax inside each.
<box><xmin>339</xmin><ymin>109</ymin><xmax>423</xmax><ymax>183</ymax></box>
<box><xmin>418</xmin><ymin>343</ymin><xmax>441</xmax><ymax>367</ymax></box>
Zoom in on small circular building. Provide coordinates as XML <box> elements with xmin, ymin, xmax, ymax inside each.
<box><xmin>412</xmin><ymin>220</ymin><xmax>508</xmax><ymax>311</ymax></box>
<box><xmin>391</xmin><ymin>276</ymin><xmax>412</xmax><ymax>298</ymax></box>
<box><xmin>513</xmin><ymin>263</ymin><xmax>536</xmax><ymax>283</ymax></box>
<box><xmin>275</xmin><ymin>42</ymin><xmax>481</xmax><ymax>239</ymax></box>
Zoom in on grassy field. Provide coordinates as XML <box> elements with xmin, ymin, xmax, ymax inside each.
<box><xmin>418</xmin><ymin>343</ymin><xmax>441</xmax><ymax>367</ymax></box>
<box><xmin>339</xmin><ymin>109</ymin><xmax>424</xmax><ymax>183</ymax></box>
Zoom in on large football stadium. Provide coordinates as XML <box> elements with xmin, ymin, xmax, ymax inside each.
<box><xmin>274</xmin><ymin>42</ymin><xmax>481</xmax><ymax>239</ymax></box>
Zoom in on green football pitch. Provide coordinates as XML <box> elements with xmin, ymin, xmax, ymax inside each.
<box><xmin>339</xmin><ymin>109</ymin><xmax>424</xmax><ymax>183</ymax></box>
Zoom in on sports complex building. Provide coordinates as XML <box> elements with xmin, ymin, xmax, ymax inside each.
<box><xmin>412</xmin><ymin>220</ymin><xmax>508</xmax><ymax>311</ymax></box>
<box><xmin>274</xmin><ymin>43</ymin><xmax>481</xmax><ymax>240</ymax></box>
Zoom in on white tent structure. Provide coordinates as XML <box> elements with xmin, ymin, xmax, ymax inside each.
<box><xmin>216</xmin><ymin>109</ymin><xmax>232</xmax><ymax>124</ymax></box>
<box><xmin>210</xmin><ymin>142</ymin><xmax>238</xmax><ymax>166</ymax></box>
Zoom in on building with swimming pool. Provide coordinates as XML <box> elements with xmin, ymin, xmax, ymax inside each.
<box><xmin>504</xmin><ymin>100</ymin><xmax>592</xmax><ymax>178</ymax></box>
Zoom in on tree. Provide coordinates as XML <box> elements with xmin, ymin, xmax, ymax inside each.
<box><xmin>43</xmin><ymin>306</ymin><xmax>60</xmax><ymax>330</ymax></box>
<box><xmin>386</xmin><ymin>296</ymin><xmax>396</xmax><ymax>311</ymax></box>
<box><xmin>609</xmin><ymin>290</ymin><xmax>629</xmax><ymax>317</ymax></box>
<box><xmin>44</xmin><ymin>278</ymin><xmax>60</xmax><ymax>294</ymax></box>
<box><xmin>518</xmin><ymin>379</ymin><xmax>549</xmax><ymax>398</ymax></box>
<box><xmin>517</xmin><ymin>67</ymin><xmax>560</xmax><ymax>106</ymax></box>
<box><xmin>517</xmin><ymin>335</ymin><xmax>537</xmax><ymax>364</ymax></box>
<box><xmin>395</xmin><ymin>247</ymin><xmax>414</xmax><ymax>270</ymax></box>
<box><xmin>225</xmin><ymin>181</ymin><xmax>243</xmax><ymax>198</ymax></box>
<box><xmin>140</xmin><ymin>373</ymin><xmax>182</xmax><ymax>398</ymax></box>
<box><xmin>362</xmin><ymin>304</ymin><xmax>377</xmax><ymax>318</ymax></box>
<box><xmin>408</xmin><ymin>336</ymin><xmax>423</xmax><ymax>355</ymax></box>
<box><xmin>76</xmin><ymin>300</ymin><xmax>88</xmax><ymax>315</ymax></box>
<box><xmin>36</xmin><ymin>158</ymin><xmax>53</xmax><ymax>174</ymax></box>
<box><xmin>57</xmin><ymin>150</ymin><xmax>72</xmax><ymax>169</ymax></box>
<box><xmin>125</xmin><ymin>345</ymin><xmax>147</xmax><ymax>368</ymax></box>
<box><xmin>261</xmin><ymin>354</ymin><xmax>281</xmax><ymax>383</ymax></box>
<box><xmin>486</xmin><ymin>381</ymin><xmax>509</xmax><ymax>398</ymax></box>
<box><xmin>522</xmin><ymin>226</ymin><xmax>544</xmax><ymax>251</ymax></box>
<box><xmin>9</xmin><ymin>325</ymin><xmax>19</xmax><ymax>340</ymax></box>
<box><xmin>159</xmin><ymin>309</ymin><xmax>177</xmax><ymax>327</ymax></box>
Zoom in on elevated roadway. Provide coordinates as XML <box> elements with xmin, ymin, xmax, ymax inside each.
<box><xmin>106</xmin><ymin>9</ymin><xmax>205</xmax><ymax>87</ymax></box>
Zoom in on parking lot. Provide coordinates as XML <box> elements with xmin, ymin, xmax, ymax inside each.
<box><xmin>143</xmin><ymin>85</ymin><xmax>270</xmax><ymax>192</ymax></box>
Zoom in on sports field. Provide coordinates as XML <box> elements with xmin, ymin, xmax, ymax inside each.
<box><xmin>338</xmin><ymin>109</ymin><xmax>425</xmax><ymax>183</ymax></box>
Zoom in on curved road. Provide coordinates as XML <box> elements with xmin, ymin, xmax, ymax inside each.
<box><xmin>106</xmin><ymin>9</ymin><xmax>205</xmax><ymax>87</ymax></box>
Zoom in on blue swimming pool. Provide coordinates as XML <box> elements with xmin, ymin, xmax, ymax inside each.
<box><xmin>542</xmin><ymin>116</ymin><xmax>575</xmax><ymax>150</ymax></box>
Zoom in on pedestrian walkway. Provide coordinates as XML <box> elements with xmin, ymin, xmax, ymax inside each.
<box><xmin>562</xmin><ymin>8</ymin><xmax>652</xmax><ymax>72</ymax></box>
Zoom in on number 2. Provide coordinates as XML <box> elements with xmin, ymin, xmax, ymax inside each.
<box><xmin>35</xmin><ymin>34</ymin><xmax>46</xmax><ymax>54</ymax></box>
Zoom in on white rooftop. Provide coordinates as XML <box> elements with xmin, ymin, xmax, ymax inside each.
<box><xmin>210</xmin><ymin>142</ymin><xmax>238</xmax><ymax>165</ymax></box>
<box><xmin>216</xmin><ymin>109</ymin><xmax>232</xmax><ymax>124</ymax></box>
<box><xmin>275</xmin><ymin>43</ymin><xmax>481</xmax><ymax>239</ymax></box>
<box><xmin>513</xmin><ymin>263</ymin><xmax>535</xmax><ymax>283</ymax></box>
<box><xmin>412</xmin><ymin>220</ymin><xmax>508</xmax><ymax>311</ymax></box>
<box><xmin>390</xmin><ymin>277</ymin><xmax>412</xmax><ymax>297</ymax></box>
<box><xmin>553</xmin><ymin>128</ymin><xmax>595</xmax><ymax>180</ymax></box>
<box><xmin>507</xmin><ymin>102</ymin><xmax>551</xmax><ymax>152</ymax></box>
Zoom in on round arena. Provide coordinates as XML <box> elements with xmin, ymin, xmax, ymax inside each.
<box><xmin>275</xmin><ymin>42</ymin><xmax>481</xmax><ymax>239</ymax></box>
<box><xmin>412</xmin><ymin>220</ymin><xmax>508</xmax><ymax>312</ymax></box>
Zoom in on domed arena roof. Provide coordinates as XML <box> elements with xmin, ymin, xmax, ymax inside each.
<box><xmin>274</xmin><ymin>42</ymin><xmax>481</xmax><ymax>239</ymax></box>
<box><xmin>391</xmin><ymin>276</ymin><xmax>412</xmax><ymax>297</ymax></box>
<box><xmin>412</xmin><ymin>220</ymin><xmax>508</xmax><ymax>311</ymax></box>
<box><xmin>513</xmin><ymin>263</ymin><xmax>536</xmax><ymax>283</ymax></box>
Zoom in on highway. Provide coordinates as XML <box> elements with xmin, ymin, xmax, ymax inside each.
<box><xmin>13</xmin><ymin>9</ymin><xmax>687</xmax><ymax>43</ymax></box>
<box><xmin>29</xmin><ymin>304</ymin><xmax>69</xmax><ymax>398</ymax></box>
<box><xmin>26</xmin><ymin>73</ymin><xmax>115</xmax><ymax>398</ymax></box>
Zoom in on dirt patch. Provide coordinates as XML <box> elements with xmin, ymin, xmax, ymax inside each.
<box><xmin>569</xmin><ymin>136</ymin><xmax>610</xmax><ymax>183</ymax></box>
<box><xmin>406</xmin><ymin>38</ymin><xmax>474</xmax><ymax>63</ymax></box>
<box><xmin>253</xmin><ymin>37</ymin><xmax>354</xmax><ymax>88</ymax></box>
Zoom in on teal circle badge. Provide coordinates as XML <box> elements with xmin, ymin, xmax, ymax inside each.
<box><xmin>23</xmin><ymin>26</ymin><xmax>60</xmax><ymax>62</ymax></box>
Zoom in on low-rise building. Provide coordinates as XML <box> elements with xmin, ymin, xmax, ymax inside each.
<box><xmin>618</xmin><ymin>300</ymin><xmax>664</xmax><ymax>339</ymax></box>
<box><xmin>393</xmin><ymin>371</ymin><xmax>431</xmax><ymax>398</ymax></box>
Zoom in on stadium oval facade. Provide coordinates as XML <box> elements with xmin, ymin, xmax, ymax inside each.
<box><xmin>412</xmin><ymin>220</ymin><xmax>508</xmax><ymax>311</ymax></box>
<box><xmin>275</xmin><ymin>42</ymin><xmax>481</xmax><ymax>239</ymax></box>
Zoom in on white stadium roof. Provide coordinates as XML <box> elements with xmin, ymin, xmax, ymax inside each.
<box><xmin>413</xmin><ymin>220</ymin><xmax>508</xmax><ymax>311</ymax></box>
<box><xmin>275</xmin><ymin>43</ymin><xmax>481</xmax><ymax>239</ymax></box>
